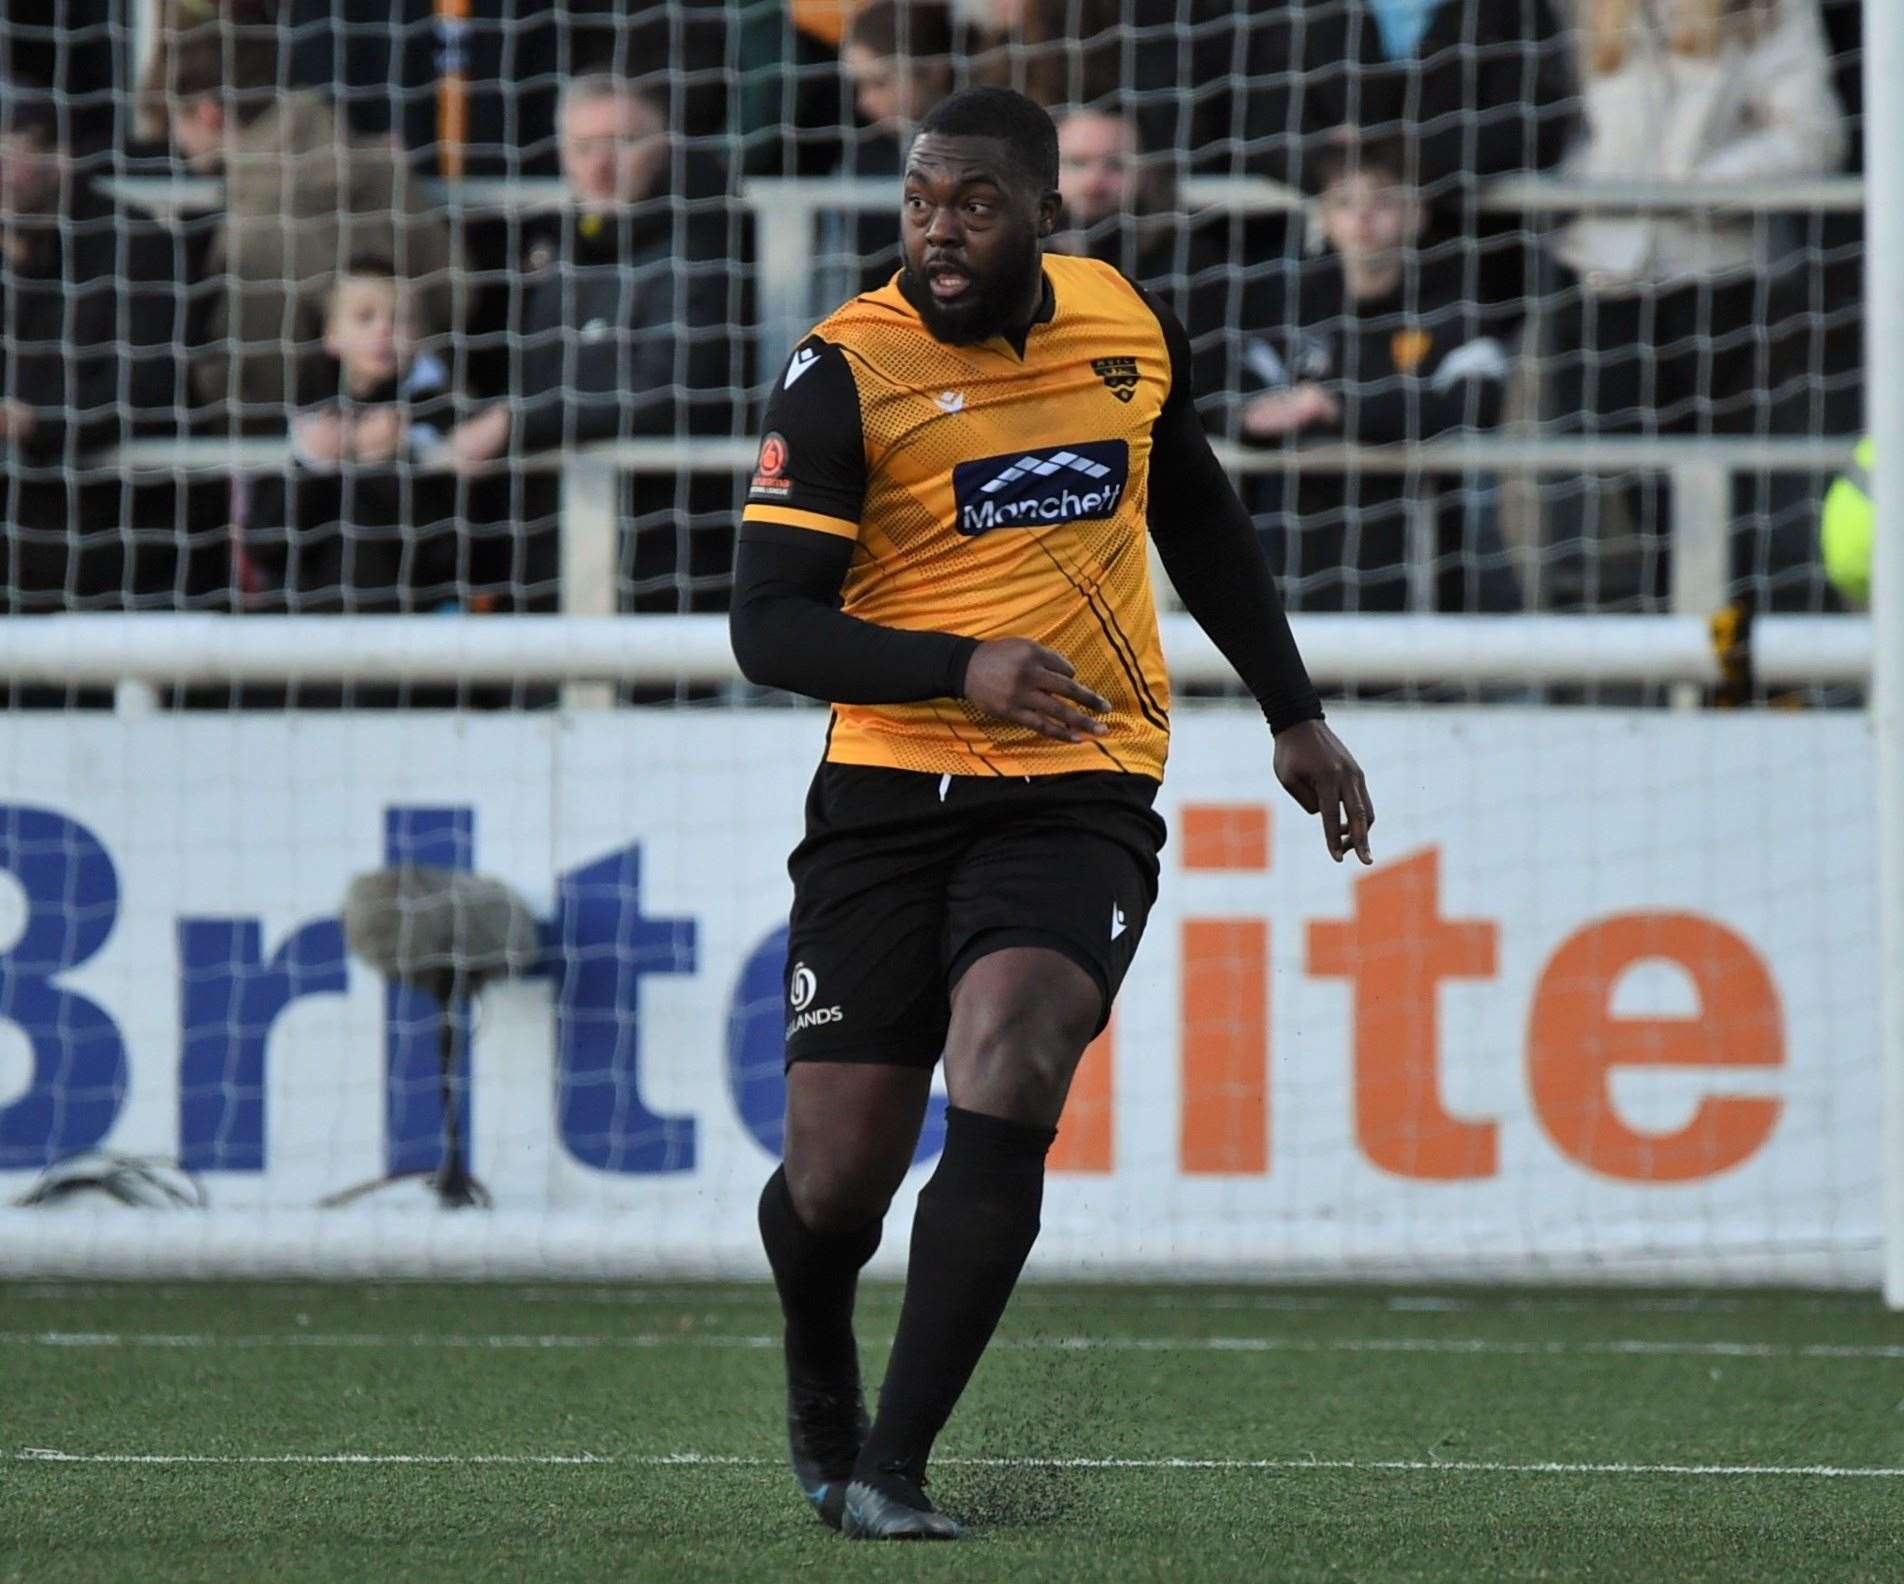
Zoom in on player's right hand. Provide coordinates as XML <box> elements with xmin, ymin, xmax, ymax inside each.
<box><xmin>962</xmin><ymin>639</ymin><xmax>1111</xmax><ymax>743</ymax></box>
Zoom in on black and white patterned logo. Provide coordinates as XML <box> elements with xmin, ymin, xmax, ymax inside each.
<box><xmin>951</xmin><ymin>440</ymin><xmax>1129</xmax><ymax>536</ymax></box>
<box><xmin>1091</xmin><ymin>355</ymin><xmax>1140</xmax><ymax>402</ymax></box>
<box><xmin>786</xmin><ymin>961</ymin><xmax>844</xmax><ymax>1036</ymax></box>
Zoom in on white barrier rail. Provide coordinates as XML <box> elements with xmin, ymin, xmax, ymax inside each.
<box><xmin>104</xmin><ymin>171</ymin><xmax>1865</xmax><ymax>370</ymax></box>
<box><xmin>3</xmin><ymin>611</ymin><xmax>1867</xmax><ymax>691</ymax></box>
<box><xmin>106</xmin><ymin>433</ymin><xmax>1861</xmax><ymax>641</ymax></box>
<box><xmin>738</xmin><ymin>174</ymin><xmax>1866</xmax><ymax>367</ymax></box>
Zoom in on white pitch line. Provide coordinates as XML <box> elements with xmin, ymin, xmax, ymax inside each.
<box><xmin>13</xmin><ymin>1284</ymin><xmax>1882</xmax><ymax>1317</ymax></box>
<box><xmin>15</xmin><ymin>1449</ymin><xmax>612</xmax><ymax>1466</ymax></box>
<box><xmin>7</xmin><ymin>1330</ymin><xmax>1904</xmax><ymax>1360</ymax></box>
<box><xmin>14</xmin><ymin>1449</ymin><xmax>1904</xmax><ymax>1479</ymax></box>
<box><xmin>0</xmin><ymin>1331</ymin><xmax>777</xmax><ymax>1351</ymax></box>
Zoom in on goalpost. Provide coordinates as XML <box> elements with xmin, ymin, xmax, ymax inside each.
<box><xmin>0</xmin><ymin>2</ymin><xmax>1888</xmax><ymax>1288</ymax></box>
<box><xmin>1865</xmin><ymin>0</ymin><xmax>1904</xmax><ymax>1309</ymax></box>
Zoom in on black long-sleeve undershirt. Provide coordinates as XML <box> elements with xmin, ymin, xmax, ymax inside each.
<box><xmin>729</xmin><ymin>522</ymin><xmax>979</xmax><ymax>703</ymax></box>
<box><xmin>1138</xmin><ymin>282</ymin><xmax>1322</xmax><ymax>732</ymax></box>
<box><xmin>727</xmin><ymin>278</ymin><xmax>1322</xmax><ymax>733</ymax></box>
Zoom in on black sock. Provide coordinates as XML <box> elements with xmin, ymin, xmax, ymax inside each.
<box><xmin>758</xmin><ymin>1165</ymin><xmax>882</xmax><ymax>1388</ymax></box>
<box><xmin>857</xmin><ymin>1105</ymin><xmax>1055</xmax><ymax>1476</ymax></box>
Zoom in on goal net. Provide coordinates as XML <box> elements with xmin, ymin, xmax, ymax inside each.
<box><xmin>0</xmin><ymin>0</ymin><xmax>1880</xmax><ymax>1285</ymax></box>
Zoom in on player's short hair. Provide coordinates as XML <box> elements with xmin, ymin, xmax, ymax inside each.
<box><xmin>158</xmin><ymin>16</ymin><xmax>282</xmax><ymax>126</ymax></box>
<box><xmin>1316</xmin><ymin>136</ymin><xmax>1420</xmax><ymax>193</ymax></box>
<box><xmin>914</xmin><ymin>87</ymin><xmax>1060</xmax><ymax>195</ymax></box>
<box><xmin>339</xmin><ymin>254</ymin><xmax>398</xmax><ymax>282</ymax></box>
<box><xmin>558</xmin><ymin>71</ymin><xmax>667</xmax><ymax>129</ymax></box>
<box><xmin>0</xmin><ymin>91</ymin><xmax>61</xmax><ymax>147</ymax></box>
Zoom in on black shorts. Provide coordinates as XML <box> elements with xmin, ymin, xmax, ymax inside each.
<box><xmin>782</xmin><ymin>765</ymin><xmax>1167</xmax><ymax>1069</ymax></box>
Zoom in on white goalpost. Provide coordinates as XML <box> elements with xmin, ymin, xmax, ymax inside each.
<box><xmin>1863</xmin><ymin>0</ymin><xmax>1904</xmax><ymax>1309</ymax></box>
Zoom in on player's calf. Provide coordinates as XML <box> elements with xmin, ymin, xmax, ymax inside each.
<box><xmin>759</xmin><ymin>1167</ymin><xmax>882</xmax><ymax>1527</ymax></box>
<box><xmin>850</xmin><ymin>1105</ymin><xmax>1056</xmax><ymax>1505</ymax></box>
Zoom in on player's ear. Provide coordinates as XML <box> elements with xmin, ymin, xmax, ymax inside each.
<box><xmin>1035</xmin><ymin>188</ymin><xmax>1061</xmax><ymax>238</ymax></box>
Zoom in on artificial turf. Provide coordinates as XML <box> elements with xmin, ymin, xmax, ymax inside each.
<box><xmin>3</xmin><ymin>1280</ymin><xmax>1901</xmax><ymax>1582</ymax></box>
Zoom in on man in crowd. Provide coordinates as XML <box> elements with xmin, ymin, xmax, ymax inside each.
<box><xmin>447</xmin><ymin>73</ymin><xmax>746</xmax><ymax>612</ymax></box>
<box><xmin>1050</xmin><ymin>103</ymin><xmax>1261</xmax><ymax>421</ymax></box>
<box><xmin>0</xmin><ymin>92</ymin><xmax>187</xmax><ymax>615</ymax></box>
<box><xmin>150</xmin><ymin>13</ymin><xmax>455</xmax><ymax>417</ymax></box>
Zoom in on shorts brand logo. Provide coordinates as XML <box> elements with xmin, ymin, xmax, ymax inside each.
<box><xmin>951</xmin><ymin>440</ymin><xmax>1129</xmax><ymax>536</ymax></box>
<box><xmin>786</xmin><ymin>960</ymin><xmax>844</xmax><ymax>1036</ymax></box>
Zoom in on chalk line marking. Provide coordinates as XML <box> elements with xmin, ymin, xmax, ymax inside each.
<box><xmin>6</xmin><ymin>1331</ymin><xmax>1904</xmax><ymax>1360</ymax></box>
<box><xmin>14</xmin><ymin>1448</ymin><xmax>1903</xmax><ymax>1479</ymax></box>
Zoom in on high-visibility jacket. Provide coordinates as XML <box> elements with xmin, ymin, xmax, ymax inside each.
<box><xmin>1822</xmin><ymin>436</ymin><xmax>1875</xmax><ymax>606</ymax></box>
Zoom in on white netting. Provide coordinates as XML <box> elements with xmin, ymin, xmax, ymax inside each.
<box><xmin>0</xmin><ymin>1</ymin><xmax>1883</xmax><ymax>1282</ymax></box>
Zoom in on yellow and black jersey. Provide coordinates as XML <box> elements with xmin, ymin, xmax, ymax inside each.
<box><xmin>733</xmin><ymin>252</ymin><xmax>1322</xmax><ymax>780</ymax></box>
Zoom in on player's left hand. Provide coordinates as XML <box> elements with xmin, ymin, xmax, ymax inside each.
<box><xmin>1273</xmin><ymin>719</ymin><xmax>1374</xmax><ymax>865</ymax></box>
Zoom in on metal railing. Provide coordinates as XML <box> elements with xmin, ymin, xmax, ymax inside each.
<box><xmin>104</xmin><ymin>170</ymin><xmax>1867</xmax><ymax>370</ymax></box>
<box><xmin>81</xmin><ymin>168</ymin><xmax>1867</xmax><ymax>704</ymax></box>
<box><xmin>740</xmin><ymin>173</ymin><xmax>1865</xmax><ymax>367</ymax></box>
<box><xmin>109</xmin><ymin>430</ymin><xmax>1860</xmax><ymax>622</ymax></box>
<box><xmin>87</xmin><ymin>432</ymin><xmax>1863</xmax><ymax>711</ymax></box>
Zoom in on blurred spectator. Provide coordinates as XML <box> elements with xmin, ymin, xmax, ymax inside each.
<box><xmin>734</xmin><ymin>1</ymin><xmax>861</xmax><ymax>177</ymax></box>
<box><xmin>1</xmin><ymin>5</ymin><xmax>117</xmax><ymax>153</ymax></box>
<box><xmin>446</xmin><ymin>73</ymin><xmax>747</xmax><ymax>613</ymax></box>
<box><xmin>147</xmin><ymin>13</ymin><xmax>456</xmax><ymax>417</ymax></box>
<box><xmin>0</xmin><ymin>92</ymin><xmax>189</xmax><ymax>612</ymax></box>
<box><xmin>963</xmin><ymin>0</ymin><xmax>1194</xmax><ymax>158</ymax></box>
<box><xmin>242</xmin><ymin>259</ymin><xmax>494</xmax><ymax>615</ymax></box>
<box><xmin>1053</xmin><ymin>103</ymin><xmax>1167</xmax><ymax>256</ymax></box>
<box><xmin>844</xmin><ymin>0</ymin><xmax>957</xmax><ymax>131</ymax></box>
<box><xmin>1049</xmin><ymin>104</ymin><xmax>1242</xmax><ymax>417</ymax></box>
<box><xmin>146</xmin><ymin>2</ymin><xmax>714</xmax><ymax>174</ymax></box>
<box><xmin>963</xmin><ymin>0</ymin><xmax>1123</xmax><ymax>106</ymax></box>
<box><xmin>1539</xmin><ymin>0</ymin><xmax>1846</xmax><ymax>612</ymax></box>
<box><xmin>1231</xmin><ymin>140</ymin><xmax>1521</xmax><ymax>615</ymax></box>
<box><xmin>826</xmin><ymin>0</ymin><xmax>955</xmax><ymax>295</ymax></box>
<box><xmin>1211</xmin><ymin>0</ymin><xmax>1575</xmax><ymax>310</ymax></box>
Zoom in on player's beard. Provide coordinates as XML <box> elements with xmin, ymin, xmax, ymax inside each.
<box><xmin>903</xmin><ymin>241</ymin><xmax>1045</xmax><ymax>347</ymax></box>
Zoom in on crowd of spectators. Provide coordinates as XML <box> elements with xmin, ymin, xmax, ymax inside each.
<box><xmin>0</xmin><ymin>0</ymin><xmax>1870</xmax><ymax>649</ymax></box>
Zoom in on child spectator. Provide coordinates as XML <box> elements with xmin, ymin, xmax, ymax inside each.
<box><xmin>1232</xmin><ymin>139</ymin><xmax>1521</xmax><ymax>615</ymax></box>
<box><xmin>1208</xmin><ymin>0</ymin><xmax>1576</xmax><ymax>312</ymax></box>
<box><xmin>244</xmin><ymin>260</ymin><xmax>484</xmax><ymax>616</ymax></box>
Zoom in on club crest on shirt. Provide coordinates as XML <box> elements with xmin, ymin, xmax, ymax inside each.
<box><xmin>749</xmin><ymin>431</ymin><xmax>792</xmax><ymax>498</ymax></box>
<box><xmin>1390</xmin><ymin>328</ymin><xmax>1433</xmax><ymax>374</ymax></box>
<box><xmin>1090</xmin><ymin>356</ymin><xmax>1140</xmax><ymax>403</ymax></box>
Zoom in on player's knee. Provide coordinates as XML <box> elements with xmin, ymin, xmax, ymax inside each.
<box><xmin>952</xmin><ymin>997</ymin><xmax>1094</xmax><ymax>1121</ymax></box>
<box><xmin>785</xmin><ymin>1156</ymin><xmax>893</xmax><ymax>1237</ymax></box>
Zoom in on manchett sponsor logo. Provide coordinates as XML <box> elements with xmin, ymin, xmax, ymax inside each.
<box><xmin>951</xmin><ymin>440</ymin><xmax>1129</xmax><ymax>536</ymax></box>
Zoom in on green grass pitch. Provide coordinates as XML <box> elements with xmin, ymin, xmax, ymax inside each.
<box><xmin>4</xmin><ymin>1279</ymin><xmax>1902</xmax><ymax>1582</ymax></box>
